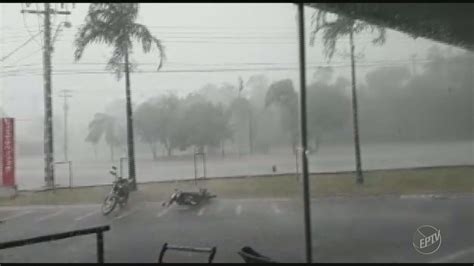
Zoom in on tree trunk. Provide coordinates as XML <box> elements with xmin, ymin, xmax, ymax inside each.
<box><xmin>248</xmin><ymin>109</ymin><xmax>254</xmax><ymax>154</ymax></box>
<box><xmin>221</xmin><ymin>140</ymin><xmax>225</xmax><ymax>158</ymax></box>
<box><xmin>110</xmin><ymin>144</ymin><xmax>115</xmax><ymax>162</ymax></box>
<box><xmin>93</xmin><ymin>144</ymin><xmax>98</xmax><ymax>159</ymax></box>
<box><xmin>313</xmin><ymin>134</ymin><xmax>320</xmax><ymax>154</ymax></box>
<box><xmin>349</xmin><ymin>30</ymin><xmax>364</xmax><ymax>185</ymax></box>
<box><xmin>124</xmin><ymin>49</ymin><xmax>137</xmax><ymax>190</ymax></box>
<box><xmin>150</xmin><ymin>142</ymin><xmax>157</xmax><ymax>160</ymax></box>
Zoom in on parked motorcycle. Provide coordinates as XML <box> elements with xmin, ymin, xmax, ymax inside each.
<box><xmin>162</xmin><ymin>188</ymin><xmax>216</xmax><ymax>207</ymax></box>
<box><xmin>101</xmin><ymin>166</ymin><xmax>131</xmax><ymax>215</ymax></box>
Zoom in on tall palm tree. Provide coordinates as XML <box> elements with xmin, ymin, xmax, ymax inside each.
<box><xmin>74</xmin><ymin>3</ymin><xmax>165</xmax><ymax>190</ymax></box>
<box><xmin>309</xmin><ymin>10</ymin><xmax>386</xmax><ymax>185</ymax></box>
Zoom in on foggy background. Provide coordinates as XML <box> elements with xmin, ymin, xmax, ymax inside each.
<box><xmin>1</xmin><ymin>4</ymin><xmax>473</xmax><ymax>189</ymax></box>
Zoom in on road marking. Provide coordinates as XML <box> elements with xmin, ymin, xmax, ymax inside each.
<box><xmin>400</xmin><ymin>194</ymin><xmax>435</xmax><ymax>200</ymax></box>
<box><xmin>75</xmin><ymin>210</ymin><xmax>100</xmax><ymax>221</ymax></box>
<box><xmin>1</xmin><ymin>210</ymin><xmax>32</xmax><ymax>221</ymax></box>
<box><xmin>36</xmin><ymin>209</ymin><xmax>65</xmax><ymax>222</ymax></box>
<box><xmin>272</xmin><ymin>203</ymin><xmax>282</xmax><ymax>214</ymax></box>
<box><xmin>430</xmin><ymin>246</ymin><xmax>474</xmax><ymax>263</ymax></box>
<box><xmin>197</xmin><ymin>207</ymin><xmax>206</xmax><ymax>216</ymax></box>
<box><xmin>236</xmin><ymin>204</ymin><xmax>242</xmax><ymax>216</ymax></box>
<box><xmin>157</xmin><ymin>208</ymin><xmax>170</xmax><ymax>218</ymax></box>
<box><xmin>233</xmin><ymin>198</ymin><xmax>291</xmax><ymax>203</ymax></box>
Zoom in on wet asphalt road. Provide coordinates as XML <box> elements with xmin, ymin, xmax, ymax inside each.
<box><xmin>0</xmin><ymin>195</ymin><xmax>473</xmax><ymax>263</ymax></box>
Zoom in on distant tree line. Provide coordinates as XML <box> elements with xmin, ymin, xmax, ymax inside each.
<box><xmin>84</xmin><ymin>48</ymin><xmax>473</xmax><ymax>160</ymax></box>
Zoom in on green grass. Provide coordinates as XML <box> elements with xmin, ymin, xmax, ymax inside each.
<box><xmin>1</xmin><ymin>166</ymin><xmax>472</xmax><ymax>206</ymax></box>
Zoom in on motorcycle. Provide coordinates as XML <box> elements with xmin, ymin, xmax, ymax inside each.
<box><xmin>162</xmin><ymin>188</ymin><xmax>216</xmax><ymax>207</ymax></box>
<box><xmin>101</xmin><ymin>166</ymin><xmax>131</xmax><ymax>215</ymax></box>
<box><xmin>238</xmin><ymin>246</ymin><xmax>277</xmax><ymax>263</ymax></box>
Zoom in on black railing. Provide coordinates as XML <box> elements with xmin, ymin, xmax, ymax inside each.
<box><xmin>0</xmin><ymin>225</ymin><xmax>110</xmax><ymax>263</ymax></box>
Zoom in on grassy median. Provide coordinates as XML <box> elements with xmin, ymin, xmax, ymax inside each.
<box><xmin>1</xmin><ymin>165</ymin><xmax>472</xmax><ymax>206</ymax></box>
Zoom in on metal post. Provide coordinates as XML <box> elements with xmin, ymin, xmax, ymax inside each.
<box><xmin>59</xmin><ymin>89</ymin><xmax>73</xmax><ymax>162</ymax></box>
<box><xmin>193</xmin><ymin>150</ymin><xmax>197</xmax><ymax>185</ymax></box>
<box><xmin>202</xmin><ymin>153</ymin><xmax>207</xmax><ymax>179</ymax></box>
<box><xmin>51</xmin><ymin>163</ymin><xmax>55</xmax><ymax>192</ymax></box>
<box><xmin>296</xmin><ymin>146</ymin><xmax>300</xmax><ymax>182</ymax></box>
<box><xmin>97</xmin><ymin>231</ymin><xmax>104</xmax><ymax>263</ymax></box>
<box><xmin>297</xmin><ymin>3</ymin><xmax>313</xmax><ymax>263</ymax></box>
<box><xmin>68</xmin><ymin>161</ymin><xmax>73</xmax><ymax>189</ymax></box>
<box><xmin>349</xmin><ymin>30</ymin><xmax>364</xmax><ymax>185</ymax></box>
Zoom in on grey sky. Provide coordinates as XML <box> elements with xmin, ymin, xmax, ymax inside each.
<box><xmin>0</xmin><ymin>3</ymin><xmax>465</xmax><ymax>144</ymax></box>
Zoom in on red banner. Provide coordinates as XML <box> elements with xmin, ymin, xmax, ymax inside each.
<box><xmin>1</xmin><ymin>118</ymin><xmax>15</xmax><ymax>187</ymax></box>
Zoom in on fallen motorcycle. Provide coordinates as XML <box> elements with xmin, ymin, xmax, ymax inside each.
<box><xmin>101</xmin><ymin>166</ymin><xmax>131</xmax><ymax>215</ymax></box>
<box><xmin>238</xmin><ymin>246</ymin><xmax>277</xmax><ymax>263</ymax></box>
<box><xmin>162</xmin><ymin>188</ymin><xmax>216</xmax><ymax>207</ymax></box>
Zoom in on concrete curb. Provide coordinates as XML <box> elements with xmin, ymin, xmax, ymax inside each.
<box><xmin>0</xmin><ymin>186</ymin><xmax>17</xmax><ymax>199</ymax></box>
<box><xmin>399</xmin><ymin>193</ymin><xmax>473</xmax><ymax>200</ymax></box>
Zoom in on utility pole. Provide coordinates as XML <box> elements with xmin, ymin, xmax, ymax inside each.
<box><xmin>58</xmin><ymin>89</ymin><xmax>73</xmax><ymax>161</ymax></box>
<box><xmin>21</xmin><ymin>3</ymin><xmax>72</xmax><ymax>188</ymax></box>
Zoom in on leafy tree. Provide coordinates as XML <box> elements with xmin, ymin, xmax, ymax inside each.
<box><xmin>74</xmin><ymin>3</ymin><xmax>165</xmax><ymax>189</ymax></box>
<box><xmin>309</xmin><ymin>9</ymin><xmax>386</xmax><ymax>184</ymax></box>
<box><xmin>135</xmin><ymin>100</ymin><xmax>161</xmax><ymax>160</ymax></box>
<box><xmin>181</xmin><ymin>96</ymin><xmax>232</xmax><ymax>153</ymax></box>
<box><xmin>229</xmin><ymin>97</ymin><xmax>254</xmax><ymax>155</ymax></box>
<box><xmin>198</xmin><ymin>83</ymin><xmax>237</xmax><ymax>107</ymax></box>
<box><xmin>246</xmin><ymin>75</ymin><xmax>278</xmax><ymax>154</ymax></box>
<box><xmin>265</xmin><ymin>79</ymin><xmax>299</xmax><ymax>154</ymax></box>
<box><xmin>85</xmin><ymin>113</ymin><xmax>124</xmax><ymax>161</ymax></box>
<box><xmin>247</xmin><ymin>74</ymin><xmax>269</xmax><ymax>109</ymax></box>
<box><xmin>307</xmin><ymin>77</ymin><xmax>351</xmax><ymax>153</ymax></box>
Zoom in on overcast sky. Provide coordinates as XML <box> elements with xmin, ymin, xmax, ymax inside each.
<box><xmin>0</xmin><ymin>3</ymin><xmax>465</xmax><ymax>140</ymax></box>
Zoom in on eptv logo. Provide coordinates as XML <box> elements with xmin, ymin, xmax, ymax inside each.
<box><xmin>413</xmin><ymin>225</ymin><xmax>442</xmax><ymax>255</ymax></box>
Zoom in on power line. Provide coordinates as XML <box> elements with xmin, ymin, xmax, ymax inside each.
<box><xmin>1</xmin><ymin>25</ymin><xmax>388</xmax><ymax>41</ymax></box>
<box><xmin>0</xmin><ymin>58</ymin><xmax>434</xmax><ymax>70</ymax></box>
<box><xmin>0</xmin><ymin>31</ymin><xmax>42</xmax><ymax>62</ymax></box>
<box><xmin>0</xmin><ymin>61</ymin><xmax>433</xmax><ymax>78</ymax></box>
<box><xmin>20</xmin><ymin>3</ymin><xmax>42</xmax><ymax>47</ymax></box>
<box><xmin>2</xmin><ymin>48</ymin><xmax>43</xmax><ymax>67</ymax></box>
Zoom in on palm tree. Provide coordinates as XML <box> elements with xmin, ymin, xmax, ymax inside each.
<box><xmin>309</xmin><ymin>10</ymin><xmax>386</xmax><ymax>185</ymax></box>
<box><xmin>74</xmin><ymin>4</ymin><xmax>165</xmax><ymax>190</ymax></box>
<box><xmin>85</xmin><ymin>113</ymin><xmax>123</xmax><ymax>161</ymax></box>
